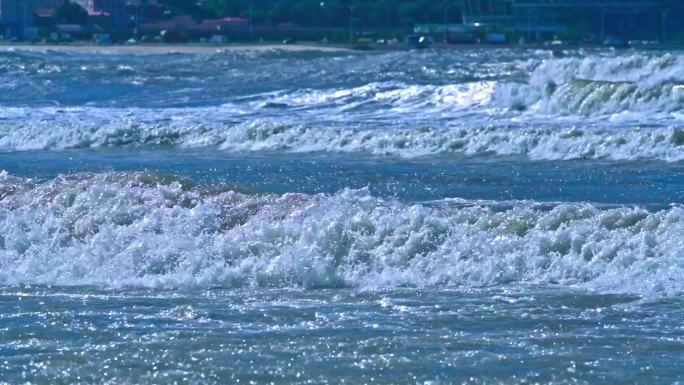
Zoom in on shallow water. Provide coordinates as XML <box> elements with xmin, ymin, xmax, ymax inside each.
<box><xmin>3</xmin><ymin>286</ymin><xmax>683</xmax><ymax>385</ymax></box>
<box><xmin>1</xmin><ymin>47</ymin><xmax>684</xmax><ymax>384</ymax></box>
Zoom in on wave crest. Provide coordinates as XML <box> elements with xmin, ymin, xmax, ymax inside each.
<box><xmin>0</xmin><ymin>172</ymin><xmax>682</xmax><ymax>296</ymax></box>
<box><xmin>2</xmin><ymin>108</ymin><xmax>684</xmax><ymax>161</ymax></box>
<box><xmin>499</xmin><ymin>53</ymin><xmax>684</xmax><ymax>115</ymax></box>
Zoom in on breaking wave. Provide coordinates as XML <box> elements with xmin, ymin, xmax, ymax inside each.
<box><xmin>2</xmin><ymin>108</ymin><xmax>684</xmax><ymax>161</ymax></box>
<box><xmin>499</xmin><ymin>53</ymin><xmax>684</xmax><ymax>115</ymax></box>
<box><xmin>251</xmin><ymin>81</ymin><xmax>495</xmax><ymax>113</ymax></box>
<box><xmin>3</xmin><ymin>52</ymin><xmax>684</xmax><ymax>161</ymax></box>
<box><xmin>0</xmin><ymin>171</ymin><xmax>683</xmax><ymax>296</ymax></box>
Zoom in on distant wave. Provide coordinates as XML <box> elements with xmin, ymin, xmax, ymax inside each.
<box><xmin>1</xmin><ymin>108</ymin><xmax>683</xmax><ymax>162</ymax></box>
<box><xmin>2</xmin><ymin>52</ymin><xmax>684</xmax><ymax>161</ymax></box>
<box><xmin>0</xmin><ymin>171</ymin><xmax>682</xmax><ymax>296</ymax></box>
<box><xmin>4</xmin><ymin>48</ymin><xmax>684</xmax><ymax>117</ymax></box>
<box><xmin>248</xmin><ymin>81</ymin><xmax>495</xmax><ymax>113</ymax></box>
<box><xmin>498</xmin><ymin>53</ymin><xmax>684</xmax><ymax>115</ymax></box>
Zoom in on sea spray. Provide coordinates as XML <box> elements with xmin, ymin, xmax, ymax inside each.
<box><xmin>0</xmin><ymin>171</ymin><xmax>682</xmax><ymax>296</ymax></box>
<box><xmin>1</xmin><ymin>109</ymin><xmax>683</xmax><ymax>161</ymax></box>
<box><xmin>498</xmin><ymin>53</ymin><xmax>684</xmax><ymax>115</ymax></box>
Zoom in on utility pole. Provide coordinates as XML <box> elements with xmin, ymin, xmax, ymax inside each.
<box><xmin>461</xmin><ymin>0</ymin><xmax>467</xmax><ymax>24</ymax></box>
<box><xmin>135</xmin><ymin>1</ymin><xmax>140</xmax><ymax>40</ymax></box>
<box><xmin>386</xmin><ymin>4</ymin><xmax>392</xmax><ymax>38</ymax></box>
<box><xmin>443</xmin><ymin>4</ymin><xmax>451</xmax><ymax>43</ymax></box>
<box><xmin>527</xmin><ymin>9</ymin><xmax>532</xmax><ymax>44</ymax></box>
<box><xmin>248</xmin><ymin>4</ymin><xmax>254</xmax><ymax>41</ymax></box>
<box><xmin>600</xmin><ymin>8</ymin><xmax>606</xmax><ymax>43</ymax></box>
<box><xmin>662</xmin><ymin>8</ymin><xmax>669</xmax><ymax>42</ymax></box>
<box><xmin>22</xmin><ymin>2</ymin><xmax>27</xmax><ymax>40</ymax></box>
<box><xmin>320</xmin><ymin>2</ymin><xmax>332</xmax><ymax>41</ymax></box>
<box><xmin>534</xmin><ymin>11</ymin><xmax>539</xmax><ymax>44</ymax></box>
<box><xmin>348</xmin><ymin>5</ymin><xmax>357</xmax><ymax>45</ymax></box>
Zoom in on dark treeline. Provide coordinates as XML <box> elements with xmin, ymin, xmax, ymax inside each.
<box><xmin>161</xmin><ymin>0</ymin><xmax>468</xmax><ymax>28</ymax></box>
<box><xmin>156</xmin><ymin>0</ymin><xmax>684</xmax><ymax>40</ymax></box>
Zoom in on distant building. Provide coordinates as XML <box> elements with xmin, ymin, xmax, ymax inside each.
<box><xmin>126</xmin><ymin>0</ymin><xmax>161</xmax><ymax>22</ymax></box>
<box><xmin>35</xmin><ymin>0</ymin><xmax>64</xmax><ymax>8</ymax></box>
<box><xmin>510</xmin><ymin>0</ymin><xmax>660</xmax><ymax>6</ymax></box>
<box><xmin>35</xmin><ymin>0</ymin><xmax>64</xmax><ymax>17</ymax></box>
<box><xmin>34</xmin><ymin>0</ymin><xmax>63</xmax><ymax>27</ymax></box>
<box><xmin>420</xmin><ymin>0</ymin><xmax>672</xmax><ymax>43</ymax></box>
<box><xmin>201</xmin><ymin>18</ymin><xmax>248</xmax><ymax>33</ymax></box>
<box><xmin>127</xmin><ymin>0</ymin><xmax>162</xmax><ymax>35</ymax></box>
<box><xmin>53</xmin><ymin>22</ymin><xmax>104</xmax><ymax>40</ymax></box>
<box><xmin>461</xmin><ymin>0</ymin><xmax>514</xmax><ymax>24</ymax></box>
<box><xmin>510</xmin><ymin>0</ymin><xmax>669</xmax><ymax>41</ymax></box>
<box><xmin>140</xmin><ymin>14</ymin><xmax>196</xmax><ymax>34</ymax></box>
<box><xmin>0</xmin><ymin>0</ymin><xmax>36</xmax><ymax>39</ymax></box>
<box><xmin>73</xmin><ymin>0</ymin><xmax>128</xmax><ymax>30</ymax></box>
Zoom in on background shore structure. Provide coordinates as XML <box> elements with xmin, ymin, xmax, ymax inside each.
<box><xmin>3</xmin><ymin>41</ymin><xmax>684</xmax><ymax>57</ymax></box>
<box><xmin>8</xmin><ymin>0</ymin><xmax>684</xmax><ymax>45</ymax></box>
<box><xmin>0</xmin><ymin>41</ymin><xmax>524</xmax><ymax>55</ymax></box>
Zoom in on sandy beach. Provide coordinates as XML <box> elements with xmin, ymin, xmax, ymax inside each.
<box><xmin>0</xmin><ymin>43</ymin><xmax>352</xmax><ymax>54</ymax></box>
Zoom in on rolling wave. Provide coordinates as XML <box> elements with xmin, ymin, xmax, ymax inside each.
<box><xmin>2</xmin><ymin>52</ymin><xmax>684</xmax><ymax>161</ymax></box>
<box><xmin>0</xmin><ymin>171</ymin><xmax>682</xmax><ymax>296</ymax></box>
<box><xmin>1</xmin><ymin>108</ymin><xmax>683</xmax><ymax>161</ymax></box>
<box><xmin>500</xmin><ymin>53</ymin><xmax>684</xmax><ymax>115</ymax></box>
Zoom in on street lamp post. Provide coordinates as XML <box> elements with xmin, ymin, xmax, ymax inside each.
<box><xmin>462</xmin><ymin>0</ymin><xmax>468</xmax><ymax>24</ymax></box>
<box><xmin>248</xmin><ymin>4</ymin><xmax>254</xmax><ymax>41</ymax></box>
<box><xmin>129</xmin><ymin>0</ymin><xmax>144</xmax><ymax>40</ymax></box>
<box><xmin>135</xmin><ymin>2</ymin><xmax>140</xmax><ymax>40</ymax></box>
<box><xmin>348</xmin><ymin>5</ymin><xmax>357</xmax><ymax>45</ymax></box>
<box><xmin>600</xmin><ymin>8</ymin><xmax>606</xmax><ymax>43</ymax></box>
<box><xmin>21</xmin><ymin>3</ymin><xmax>27</xmax><ymax>40</ymax></box>
<box><xmin>320</xmin><ymin>2</ymin><xmax>331</xmax><ymax>41</ymax></box>
<box><xmin>443</xmin><ymin>4</ymin><xmax>452</xmax><ymax>43</ymax></box>
<box><xmin>662</xmin><ymin>8</ymin><xmax>669</xmax><ymax>42</ymax></box>
<box><xmin>385</xmin><ymin>4</ymin><xmax>392</xmax><ymax>38</ymax></box>
<box><xmin>534</xmin><ymin>11</ymin><xmax>539</xmax><ymax>44</ymax></box>
<box><xmin>527</xmin><ymin>9</ymin><xmax>532</xmax><ymax>44</ymax></box>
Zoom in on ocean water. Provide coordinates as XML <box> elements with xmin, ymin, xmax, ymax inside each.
<box><xmin>1</xmin><ymin>47</ymin><xmax>684</xmax><ymax>384</ymax></box>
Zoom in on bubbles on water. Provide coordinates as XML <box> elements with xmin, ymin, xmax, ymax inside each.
<box><xmin>496</xmin><ymin>52</ymin><xmax>684</xmax><ymax>115</ymax></box>
<box><xmin>2</xmin><ymin>50</ymin><xmax>684</xmax><ymax>162</ymax></box>
<box><xmin>0</xmin><ymin>171</ymin><xmax>683</xmax><ymax>297</ymax></box>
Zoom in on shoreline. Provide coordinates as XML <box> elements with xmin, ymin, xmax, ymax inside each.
<box><xmin>0</xmin><ymin>41</ymin><xmax>680</xmax><ymax>56</ymax></box>
<box><xmin>0</xmin><ymin>43</ymin><xmax>353</xmax><ymax>54</ymax></box>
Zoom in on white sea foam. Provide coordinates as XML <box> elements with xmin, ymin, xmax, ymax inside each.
<box><xmin>497</xmin><ymin>53</ymin><xmax>684</xmax><ymax>115</ymax></box>
<box><xmin>1</xmin><ymin>105</ymin><xmax>684</xmax><ymax>161</ymax></box>
<box><xmin>252</xmin><ymin>81</ymin><xmax>495</xmax><ymax>113</ymax></box>
<box><xmin>215</xmin><ymin>121</ymin><xmax>684</xmax><ymax>161</ymax></box>
<box><xmin>2</xmin><ymin>52</ymin><xmax>684</xmax><ymax>161</ymax></box>
<box><xmin>0</xmin><ymin>172</ymin><xmax>682</xmax><ymax>296</ymax></box>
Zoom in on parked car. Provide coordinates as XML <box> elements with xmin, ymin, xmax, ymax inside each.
<box><xmin>160</xmin><ymin>30</ymin><xmax>189</xmax><ymax>44</ymax></box>
<box><xmin>92</xmin><ymin>33</ymin><xmax>111</xmax><ymax>45</ymax></box>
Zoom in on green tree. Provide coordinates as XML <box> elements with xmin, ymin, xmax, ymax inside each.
<box><xmin>159</xmin><ymin>0</ymin><xmax>212</xmax><ymax>19</ymax></box>
<box><xmin>198</xmin><ymin>0</ymin><xmax>235</xmax><ymax>17</ymax></box>
<box><xmin>55</xmin><ymin>1</ymin><xmax>88</xmax><ymax>24</ymax></box>
<box><xmin>196</xmin><ymin>0</ymin><xmax>471</xmax><ymax>26</ymax></box>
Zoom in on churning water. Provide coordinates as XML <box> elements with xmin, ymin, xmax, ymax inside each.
<box><xmin>1</xmin><ymin>47</ymin><xmax>683</xmax><ymax>384</ymax></box>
